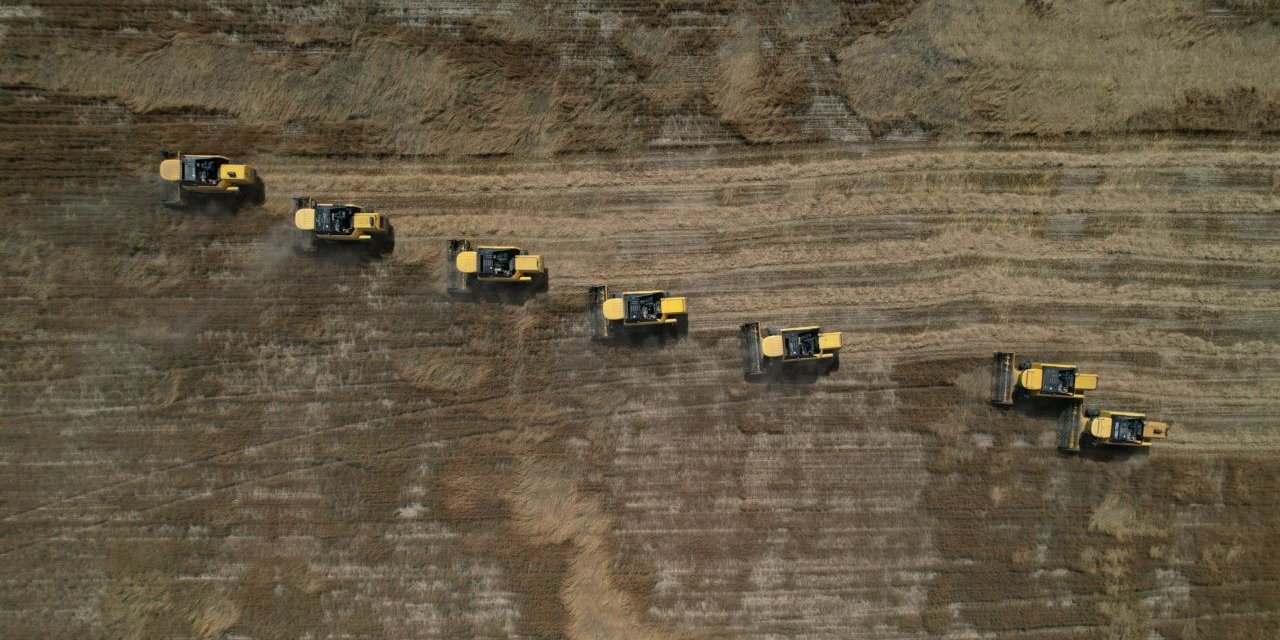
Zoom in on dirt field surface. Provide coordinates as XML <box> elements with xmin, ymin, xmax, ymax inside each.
<box><xmin>3</xmin><ymin>1</ymin><xmax>1280</xmax><ymax>639</ymax></box>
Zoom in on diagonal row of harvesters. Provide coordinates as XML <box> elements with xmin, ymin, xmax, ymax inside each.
<box><xmin>443</xmin><ymin>240</ymin><xmax>841</xmax><ymax>381</ymax></box>
<box><xmin>160</xmin><ymin>153</ymin><xmax>1170</xmax><ymax>454</ymax></box>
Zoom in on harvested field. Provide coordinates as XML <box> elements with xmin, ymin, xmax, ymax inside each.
<box><xmin>2</xmin><ymin>1</ymin><xmax>1280</xmax><ymax>639</ymax></box>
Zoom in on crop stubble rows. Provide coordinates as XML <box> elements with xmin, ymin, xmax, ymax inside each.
<box><xmin>2</xmin><ymin>82</ymin><xmax>1279</xmax><ymax>638</ymax></box>
<box><xmin>3</xmin><ymin>0</ymin><xmax>1280</xmax><ymax>635</ymax></box>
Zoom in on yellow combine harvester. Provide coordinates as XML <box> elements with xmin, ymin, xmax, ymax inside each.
<box><xmin>588</xmin><ymin>286</ymin><xmax>688</xmax><ymax>340</ymax></box>
<box><xmin>1058</xmin><ymin>403</ymin><xmax>1170</xmax><ymax>452</ymax></box>
<box><xmin>446</xmin><ymin>239</ymin><xmax>548</xmax><ymax>296</ymax></box>
<box><xmin>740</xmin><ymin>323</ymin><xmax>841</xmax><ymax>379</ymax></box>
<box><xmin>991</xmin><ymin>352</ymin><xmax>1098</xmax><ymax>405</ymax></box>
<box><xmin>158</xmin><ymin>151</ymin><xmax>264</xmax><ymax>209</ymax></box>
<box><xmin>291</xmin><ymin>196</ymin><xmax>394</xmax><ymax>255</ymax></box>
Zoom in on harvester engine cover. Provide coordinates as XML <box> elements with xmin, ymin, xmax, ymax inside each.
<box><xmin>478</xmin><ymin>248</ymin><xmax>520</xmax><ymax>278</ymax></box>
<box><xmin>1110</xmin><ymin>415</ymin><xmax>1145</xmax><ymax>444</ymax></box>
<box><xmin>314</xmin><ymin>205</ymin><xmax>359</xmax><ymax>235</ymax></box>
<box><xmin>1039</xmin><ymin>366</ymin><xmax>1077</xmax><ymax>395</ymax></box>
<box><xmin>624</xmin><ymin>292</ymin><xmax>663</xmax><ymax>322</ymax></box>
<box><xmin>782</xmin><ymin>328</ymin><xmax>821</xmax><ymax>359</ymax></box>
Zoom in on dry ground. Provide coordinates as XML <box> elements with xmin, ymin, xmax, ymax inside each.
<box><xmin>2</xmin><ymin>2</ymin><xmax>1280</xmax><ymax>639</ymax></box>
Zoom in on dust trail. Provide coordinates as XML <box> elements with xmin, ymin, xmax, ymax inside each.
<box><xmin>168</xmin><ymin>220</ymin><xmax>297</xmax><ymax>341</ymax></box>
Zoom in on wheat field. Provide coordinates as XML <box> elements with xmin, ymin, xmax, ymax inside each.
<box><xmin>2</xmin><ymin>2</ymin><xmax>1279</xmax><ymax>639</ymax></box>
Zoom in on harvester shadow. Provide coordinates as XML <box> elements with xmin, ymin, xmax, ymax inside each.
<box><xmin>593</xmin><ymin>331</ymin><xmax>686</xmax><ymax>349</ymax></box>
<box><xmin>1072</xmin><ymin>439</ymin><xmax>1151</xmax><ymax>463</ymax></box>
<box><xmin>295</xmin><ymin>242</ymin><xmax>392</xmax><ymax>264</ymax></box>
<box><xmin>158</xmin><ymin>177</ymin><xmax>265</xmax><ymax>215</ymax></box>
<box><xmin>450</xmin><ymin>286</ymin><xmax>542</xmax><ymax>306</ymax></box>
<box><xmin>744</xmin><ymin>364</ymin><xmax>828</xmax><ymax>385</ymax></box>
<box><xmin>162</xmin><ymin>196</ymin><xmax>248</xmax><ymax>216</ymax></box>
<box><xmin>1000</xmin><ymin>396</ymin><xmax>1074</xmax><ymax>420</ymax></box>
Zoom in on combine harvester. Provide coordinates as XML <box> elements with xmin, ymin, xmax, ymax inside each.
<box><xmin>993</xmin><ymin>350</ymin><xmax>1172</xmax><ymax>453</ymax></box>
<box><xmin>1058</xmin><ymin>403</ymin><xmax>1170</xmax><ymax>452</ymax></box>
<box><xmin>588</xmin><ymin>286</ymin><xmax>688</xmax><ymax>341</ymax></box>
<box><xmin>740</xmin><ymin>323</ymin><xmax>841</xmax><ymax>380</ymax></box>
<box><xmin>991</xmin><ymin>352</ymin><xmax>1098</xmax><ymax>405</ymax></box>
<box><xmin>446</xmin><ymin>239</ymin><xmax>548</xmax><ymax>298</ymax></box>
<box><xmin>158</xmin><ymin>151</ymin><xmax>264</xmax><ymax>209</ymax></box>
<box><xmin>291</xmin><ymin>196</ymin><xmax>394</xmax><ymax>255</ymax></box>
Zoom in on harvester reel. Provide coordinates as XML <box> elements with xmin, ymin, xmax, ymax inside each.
<box><xmin>990</xmin><ymin>351</ymin><xmax>1017</xmax><ymax>405</ymax></box>
<box><xmin>740</xmin><ymin>322</ymin><xmax>765</xmax><ymax>379</ymax></box>
<box><xmin>587</xmin><ymin>285</ymin><xmax>610</xmax><ymax>340</ymax></box>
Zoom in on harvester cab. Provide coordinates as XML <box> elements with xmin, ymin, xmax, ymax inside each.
<box><xmin>1058</xmin><ymin>402</ymin><xmax>1170</xmax><ymax>452</ymax></box>
<box><xmin>588</xmin><ymin>285</ymin><xmax>688</xmax><ymax>340</ymax></box>
<box><xmin>159</xmin><ymin>151</ymin><xmax>264</xmax><ymax>209</ymax></box>
<box><xmin>291</xmin><ymin>196</ymin><xmax>394</xmax><ymax>255</ymax></box>
<box><xmin>740</xmin><ymin>323</ymin><xmax>841</xmax><ymax>379</ymax></box>
<box><xmin>991</xmin><ymin>352</ymin><xmax>1098</xmax><ymax>405</ymax></box>
<box><xmin>446</xmin><ymin>239</ymin><xmax>548</xmax><ymax>296</ymax></box>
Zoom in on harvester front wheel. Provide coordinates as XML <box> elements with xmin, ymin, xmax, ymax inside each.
<box><xmin>535</xmin><ymin>270</ymin><xmax>550</xmax><ymax>293</ymax></box>
<box><xmin>1085</xmin><ymin>407</ymin><xmax>1100</xmax><ymax>419</ymax></box>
